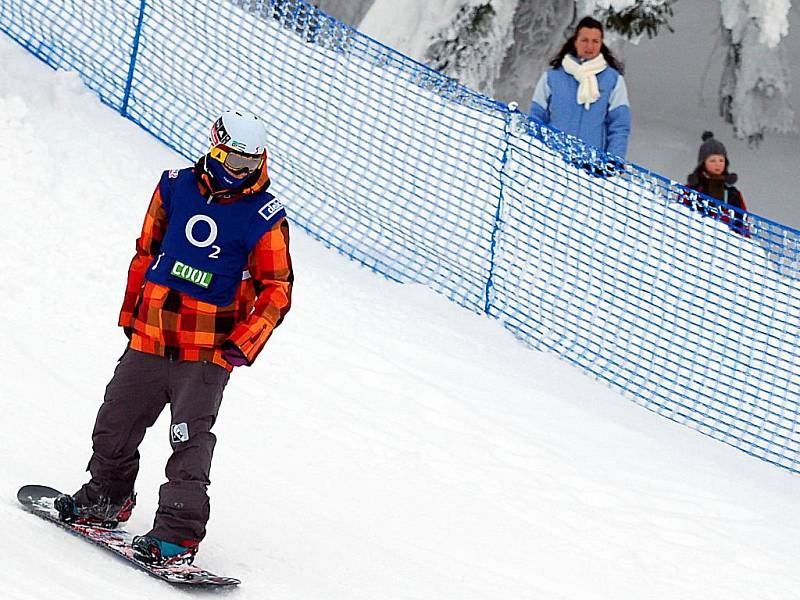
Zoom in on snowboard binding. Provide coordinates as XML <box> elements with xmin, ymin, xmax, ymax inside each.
<box><xmin>54</xmin><ymin>492</ymin><xmax>136</xmax><ymax>529</ymax></box>
<box><xmin>132</xmin><ymin>534</ymin><xmax>198</xmax><ymax>566</ymax></box>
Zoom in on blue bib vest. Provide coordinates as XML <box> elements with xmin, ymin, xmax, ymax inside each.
<box><xmin>145</xmin><ymin>168</ymin><xmax>286</xmax><ymax>306</ymax></box>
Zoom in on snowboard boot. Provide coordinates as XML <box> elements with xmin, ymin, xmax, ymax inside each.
<box><xmin>131</xmin><ymin>534</ymin><xmax>198</xmax><ymax>566</ymax></box>
<box><xmin>54</xmin><ymin>491</ymin><xmax>136</xmax><ymax>529</ymax></box>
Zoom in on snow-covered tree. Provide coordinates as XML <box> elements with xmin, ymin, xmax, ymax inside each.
<box><xmin>493</xmin><ymin>1</ymin><xmax>576</xmax><ymax>111</ymax></box>
<box><xmin>421</xmin><ymin>1</ymin><xmax>518</xmax><ymax>97</ymax></box>
<box><xmin>358</xmin><ymin>0</ymin><xmax>518</xmax><ymax>98</ymax></box>
<box><xmin>590</xmin><ymin>0</ymin><xmax>677</xmax><ymax>41</ymax></box>
<box><xmin>718</xmin><ymin>0</ymin><xmax>796</xmax><ymax>144</ymax></box>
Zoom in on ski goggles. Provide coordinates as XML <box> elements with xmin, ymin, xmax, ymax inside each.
<box><xmin>209</xmin><ymin>145</ymin><xmax>264</xmax><ymax>175</ymax></box>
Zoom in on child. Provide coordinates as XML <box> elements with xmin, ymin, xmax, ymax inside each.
<box><xmin>685</xmin><ymin>131</ymin><xmax>749</xmax><ymax>236</ymax></box>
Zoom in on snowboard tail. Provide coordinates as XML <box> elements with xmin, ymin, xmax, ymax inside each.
<box><xmin>17</xmin><ymin>484</ymin><xmax>240</xmax><ymax>586</ymax></box>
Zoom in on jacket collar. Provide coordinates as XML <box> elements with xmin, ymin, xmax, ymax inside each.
<box><xmin>688</xmin><ymin>169</ymin><xmax>738</xmax><ymax>187</ymax></box>
<box><xmin>194</xmin><ymin>155</ymin><xmax>271</xmax><ymax>203</ymax></box>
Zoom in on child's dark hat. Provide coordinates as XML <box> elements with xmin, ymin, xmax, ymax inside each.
<box><xmin>697</xmin><ymin>131</ymin><xmax>728</xmax><ymax>165</ymax></box>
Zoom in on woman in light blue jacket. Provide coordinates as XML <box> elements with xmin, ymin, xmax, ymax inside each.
<box><xmin>530</xmin><ymin>16</ymin><xmax>631</xmax><ymax>159</ymax></box>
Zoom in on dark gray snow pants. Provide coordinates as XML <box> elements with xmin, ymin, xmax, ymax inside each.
<box><xmin>84</xmin><ymin>348</ymin><xmax>230</xmax><ymax>545</ymax></box>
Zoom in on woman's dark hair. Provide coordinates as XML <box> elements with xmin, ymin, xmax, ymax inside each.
<box><xmin>689</xmin><ymin>159</ymin><xmax>734</xmax><ymax>182</ymax></box>
<box><xmin>549</xmin><ymin>16</ymin><xmax>624</xmax><ymax>74</ymax></box>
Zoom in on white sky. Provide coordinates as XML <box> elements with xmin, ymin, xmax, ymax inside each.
<box><xmin>1</xmin><ymin>21</ymin><xmax>800</xmax><ymax>600</ymax></box>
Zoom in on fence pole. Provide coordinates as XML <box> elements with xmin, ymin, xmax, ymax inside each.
<box><xmin>120</xmin><ymin>0</ymin><xmax>147</xmax><ymax>117</ymax></box>
<box><xmin>483</xmin><ymin>104</ymin><xmax>515</xmax><ymax>314</ymax></box>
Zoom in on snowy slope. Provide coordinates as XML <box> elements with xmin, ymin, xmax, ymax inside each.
<box><xmin>2</xmin><ymin>30</ymin><xmax>800</xmax><ymax>600</ymax></box>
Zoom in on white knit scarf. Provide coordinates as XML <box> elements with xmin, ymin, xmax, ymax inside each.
<box><xmin>561</xmin><ymin>54</ymin><xmax>607</xmax><ymax>110</ymax></box>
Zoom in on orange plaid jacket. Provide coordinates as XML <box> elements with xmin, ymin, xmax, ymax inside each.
<box><xmin>119</xmin><ymin>168</ymin><xmax>293</xmax><ymax>371</ymax></box>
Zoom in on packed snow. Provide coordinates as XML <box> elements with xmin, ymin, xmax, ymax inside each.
<box><xmin>2</xmin><ymin>19</ymin><xmax>800</xmax><ymax>600</ymax></box>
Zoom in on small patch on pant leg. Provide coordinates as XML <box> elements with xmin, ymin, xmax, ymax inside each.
<box><xmin>171</xmin><ymin>422</ymin><xmax>189</xmax><ymax>444</ymax></box>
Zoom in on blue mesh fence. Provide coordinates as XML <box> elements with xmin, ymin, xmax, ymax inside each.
<box><xmin>2</xmin><ymin>0</ymin><xmax>798</xmax><ymax>471</ymax></box>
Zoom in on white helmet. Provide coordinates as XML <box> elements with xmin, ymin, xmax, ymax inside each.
<box><xmin>205</xmin><ymin>110</ymin><xmax>269</xmax><ymax>192</ymax></box>
<box><xmin>209</xmin><ymin>110</ymin><xmax>268</xmax><ymax>155</ymax></box>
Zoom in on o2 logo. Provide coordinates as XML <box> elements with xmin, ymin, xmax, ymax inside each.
<box><xmin>185</xmin><ymin>215</ymin><xmax>221</xmax><ymax>258</ymax></box>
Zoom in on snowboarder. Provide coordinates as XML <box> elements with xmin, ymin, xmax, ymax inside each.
<box><xmin>685</xmin><ymin>131</ymin><xmax>749</xmax><ymax>236</ymax></box>
<box><xmin>529</xmin><ymin>16</ymin><xmax>631</xmax><ymax>160</ymax></box>
<box><xmin>54</xmin><ymin>109</ymin><xmax>293</xmax><ymax>566</ymax></box>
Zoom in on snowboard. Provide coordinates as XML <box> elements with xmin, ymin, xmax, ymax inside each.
<box><xmin>17</xmin><ymin>484</ymin><xmax>240</xmax><ymax>586</ymax></box>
